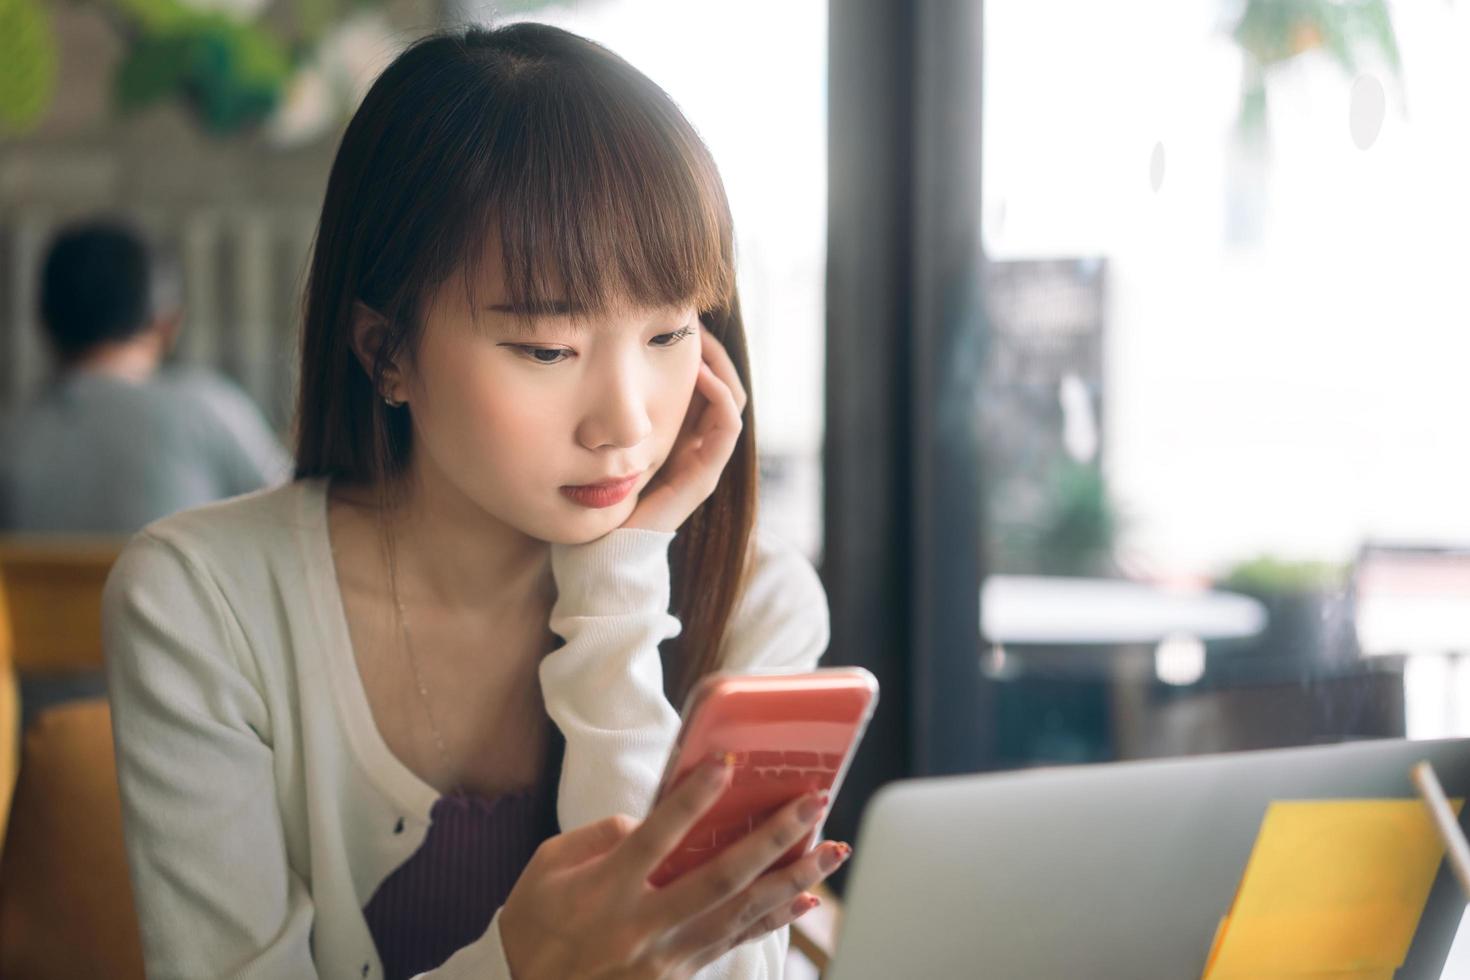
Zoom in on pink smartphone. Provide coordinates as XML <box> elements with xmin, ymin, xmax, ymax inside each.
<box><xmin>648</xmin><ymin>666</ymin><xmax>879</xmax><ymax>887</ymax></box>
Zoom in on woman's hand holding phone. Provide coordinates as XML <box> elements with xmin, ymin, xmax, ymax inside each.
<box><xmin>499</xmin><ymin>757</ymin><xmax>851</xmax><ymax>980</ymax></box>
<box><xmin>621</xmin><ymin>325</ymin><xmax>746</xmax><ymax>535</ymax></box>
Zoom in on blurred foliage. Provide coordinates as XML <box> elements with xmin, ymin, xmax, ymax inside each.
<box><xmin>113</xmin><ymin>5</ymin><xmax>293</xmax><ymax>134</ymax></box>
<box><xmin>0</xmin><ymin>0</ymin><xmax>59</xmax><ymax>134</ymax></box>
<box><xmin>0</xmin><ymin>0</ymin><xmax>565</xmax><ymax>139</ymax></box>
<box><xmin>1232</xmin><ymin>0</ymin><xmax>1399</xmax><ymax>70</ymax></box>
<box><xmin>990</xmin><ymin>460</ymin><xmax>1121</xmax><ymax>578</ymax></box>
<box><xmin>1220</xmin><ymin>554</ymin><xmax>1347</xmax><ymax>596</ymax></box>
<box><xmin>1225</xmin><ymin>0</ymin><xmax>1401</xmax><ymax>141</ymax></box>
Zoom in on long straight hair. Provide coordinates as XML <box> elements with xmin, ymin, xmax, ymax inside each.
<box><xmin>294</xmin><ymin>24</ymin><xmax>757</xmax><ymax>705</ymax></box>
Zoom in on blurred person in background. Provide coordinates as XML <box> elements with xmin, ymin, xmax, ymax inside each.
<box><xmin>0</xmin><ymin>219</ymin><xmax>290</xmax><ymax>534</ymax></box>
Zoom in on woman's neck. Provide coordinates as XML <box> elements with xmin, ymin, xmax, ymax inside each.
<box><xmin>376</xmin><ymin>462</ymin><xmax>552</xmax><ymax>613</ymax></box>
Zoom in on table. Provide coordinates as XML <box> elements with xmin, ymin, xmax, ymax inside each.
<box><xmin>979</xmin><ymin>574</ymin><xmax>1268</xmax><ymax>757</ymax></box>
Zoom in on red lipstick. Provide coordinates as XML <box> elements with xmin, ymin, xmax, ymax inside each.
<box><xmin>560</xmin><ymin>473</ymin><xmax>640</xmax><ymax>509</ymax></box>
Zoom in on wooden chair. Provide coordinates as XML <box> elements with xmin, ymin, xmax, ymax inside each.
<box><xmin>0</xmin><ymin>536</ymin><xmax>125</xmax><ymax>675</ymax></box>
<box><xmin>0</xmin><ymin>698</ymin><xmax>143</xmax><ymax>979</ymax></box>
<box><xmin>0</xmin><ymin>577</ymin><xmax>21</xmax><ymax>844</ymax></box>
<box><xmin>0</xmin><ymin>539</ymin><xmax>138</xmax><ymax>977</ymax></box>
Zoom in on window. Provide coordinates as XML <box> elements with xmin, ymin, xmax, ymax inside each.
<box><xmin>981</xmin><ymin>0</ymin><xmax>1470</xmax><ymax>765</ymax></box>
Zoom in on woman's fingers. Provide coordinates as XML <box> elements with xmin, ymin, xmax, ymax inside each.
<box><xmin>649</xmin><ymin>788</ymin><xmax>828</xmax><ymax>928</ymax></box>
<box><xmin>614</xmin><ymin>760</ymin><xmax>732</xmax><ymax>881</ymax></box>
<box><xmin>665</xmin><ymin>840</ymin><xmax>848</xmax><ymax>965</ymax></box>
<box><xmin>691</xmin><ymin>363</ymin><xmax>743</xmax><ymax>457</ymax></box>
<box><xmin>658</xmin><ymin>363</ymin><xmax>738</xmax><ymax>492</ymax></box>
<box><xmin>699</xmin><ymin>328</ymin><xmax>747</xmax><ymax>414</ymax></box>
<box><xmin>697</xmin><ymin>892</ymin><xmax>821</xmax><ymax>970</ymax></box>
<box><xmin>740</xmin><ymin>891</ymin><xmax>821</xmax><ymax>944</ymax></box>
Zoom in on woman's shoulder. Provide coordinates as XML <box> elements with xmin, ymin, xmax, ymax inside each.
<box><xmin>104</xmin><ymin>479</ymin><xmax>327</xmax><ymax>679</ymax></box>
<box><xmin>130</xmin><ymin>478</ymin><xmax>318</xmax><ymax>557</ymax></box>
<box><xmin>110</xmin><ymin>478</ymin><xmax>323</xmax><ymax>602</ymax></box>
<box><xmin>722</xmin><ymin>527</ymin><xmax>830</xmax><ymax>673</ymax></box>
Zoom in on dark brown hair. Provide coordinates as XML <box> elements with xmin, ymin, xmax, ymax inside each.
<box><xmin>294</xmin><ymin>24</ymin><xmax>756</xmax><ymax>704</ymax></box>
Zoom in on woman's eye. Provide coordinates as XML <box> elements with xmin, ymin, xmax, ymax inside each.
<box><xmin>511</xmin><ymin>346</ymin><xmax>572</xmax><ymax>364</ymax></box>
<box><xmin>650</xmin><ymin>325</ymin><xmax>695</xmax><ymax>348</ymax></box>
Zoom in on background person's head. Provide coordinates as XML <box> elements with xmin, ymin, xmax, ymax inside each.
<box><xmin>294</xmin><ymin>22</ymin><xmax>756</xmax><ymax>700</ymax></box>
<box><xmin>38</xmin><ymin>220</ymin><xmax>183</xmax><ymax>375</ymax></box>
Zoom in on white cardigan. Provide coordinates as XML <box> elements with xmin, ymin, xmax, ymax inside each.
<box><xmin>102</xmin><ymin>479</ymin><xmax>830</xmax><ymax>979</ymax></box>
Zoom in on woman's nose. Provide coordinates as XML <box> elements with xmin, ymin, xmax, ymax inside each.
<box><xmin>575</xmin><ymin>363</ymin><xmax>655</xmax><ymax>451</ymax></box>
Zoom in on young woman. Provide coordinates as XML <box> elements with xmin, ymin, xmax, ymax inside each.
<box><xmin>102</xmin><ymin>23</ymin><xmax>846</xmax><ymax>980</ymax></box>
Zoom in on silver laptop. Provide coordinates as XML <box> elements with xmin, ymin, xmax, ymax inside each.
<box><xmin>827</xmin><ymin>738</ymin><xmax>1470</xmax><ymax>980</ymax></box>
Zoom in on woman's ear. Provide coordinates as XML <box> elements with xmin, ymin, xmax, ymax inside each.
<box><xmin>350</xmin><ymin>302</ymin><xmax>406</xmax><ymax>404</ymax></box>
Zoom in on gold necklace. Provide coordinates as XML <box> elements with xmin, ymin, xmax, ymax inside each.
<box><xmin>387</xmin><ymin>552</ymin><xmax>453</xmax><ymax>784</ymax></box>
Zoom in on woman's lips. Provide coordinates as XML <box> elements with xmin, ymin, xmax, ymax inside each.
<box><xmin>559</xmin><ymin>473</ymin><xmax>640</xmax><ymax>509</ymax></box>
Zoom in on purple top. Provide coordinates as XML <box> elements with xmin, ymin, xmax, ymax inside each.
<box><xmin>363</xmin><ymin>732</ymin><xmax>563</xmax><ymax>980</ymax></box>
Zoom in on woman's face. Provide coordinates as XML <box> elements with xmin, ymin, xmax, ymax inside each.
<box><xmin>397</xmin><ymin>260</ymin><xmax>703</xmax><ymax>546</ymax></box>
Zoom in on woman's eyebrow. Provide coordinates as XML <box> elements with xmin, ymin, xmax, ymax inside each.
<box><xmin>482</xmin><ymin>300</ymin><xmax>588</xmax><ymax>336</ymax></box>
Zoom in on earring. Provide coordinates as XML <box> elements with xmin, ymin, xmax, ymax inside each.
<box><xmin>383</xmin><ymin>393</ymin><xmax>404</xmax><ymax>408</ymax></box>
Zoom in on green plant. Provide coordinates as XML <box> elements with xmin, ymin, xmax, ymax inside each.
<box><xmin>1226</xmin><ymin>0</ymin><xmax>1401</xmax><ymax>141</ymax></box>
<box><xmin>1</xmin><ymin>0</ymin><xmax>574</xmax><ymax>139</ymax></box>
<box><xmin>989</xmin><ymin>460</ymin><xmax>1123</xmax><ymax>578</ymax></box>
<box><xmin>0</xmin><ymin>0</ymin><xmax>59</xmax><ymax>133</ymax></box>
<box><xmin>1219</xmin><ymin>554</ymin><xmax>1347</xmax><ymax>595</ymax></box>
<box><xmin>112</xmin><ymin>2</ymin><xmax>293</xmax><ymax>134</ymax></box>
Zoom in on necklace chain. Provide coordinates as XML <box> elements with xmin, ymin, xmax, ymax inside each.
<box><xmin>390</xmin><ymin>568</ymin><xmax>453</xmax><ymax>780</ymax></box>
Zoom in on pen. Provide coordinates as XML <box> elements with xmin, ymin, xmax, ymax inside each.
<box><xmin>1411</xmin><ymin>761</ymin><xmax>1470</xmax><ymax>902</ymax></box>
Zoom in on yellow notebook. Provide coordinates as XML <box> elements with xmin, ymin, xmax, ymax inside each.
<box><xmin>1202</xmin><ymin>799</ymin><xmax>1462</xmax><ymax>979</ymax></box>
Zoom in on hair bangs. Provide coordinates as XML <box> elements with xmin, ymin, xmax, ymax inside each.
<box><xmin>455</xmin><ymin>51</ymin><xmax>735</xmax><ymax>327</ymax></box>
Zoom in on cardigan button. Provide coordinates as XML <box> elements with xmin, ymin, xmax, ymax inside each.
<box><xmin>394</xmin><ymin>817</ymin><xmax>405</xmax><ymax>834</ymax></box>
<box><xmin>362</xmin><ymin>963</ymin><xmax>370</xmax><ymax>976</ymax></box>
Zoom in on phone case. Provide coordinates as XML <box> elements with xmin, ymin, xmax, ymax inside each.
<box><xmin>648</xmin><ymin>666</ymin><xmax>879</xmax><ymax>887</ymax></box>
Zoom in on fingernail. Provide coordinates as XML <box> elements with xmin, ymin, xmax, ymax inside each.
<box><xmin>820</xmin><ymin>842</ymin><xmax>852</xmax><ymax>872</ymax></box>
<box><xmin>791</xmin><ymin>894</ymin><xmax>820</xmax><ymax>916</ymax></box>
<box><xmin>797</xmin><ymin>791</ymin><xmax>828</xmax><ymax>823</ymax></box>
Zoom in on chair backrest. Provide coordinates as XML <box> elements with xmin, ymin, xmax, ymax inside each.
<box><xmin>0</xmin><ymin>537</ymin><xmax>125</xmax><ymax>674</ymax></box>
<box><xmin>0</xmin><ymin>541</ymin><xmax>128</xmax><ymax>972</ymax></box>
<box><xmin>0</xmin><ymin>698</ymin><xmax>143</xmax><ymax>979</ymax></box>
<box><xmin>0</xmin><ymin>579</ymin><xmax>19</xmax><ymax>843</ymax></box>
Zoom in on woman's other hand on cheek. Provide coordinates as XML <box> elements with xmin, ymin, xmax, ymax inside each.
<box><xmin>621</xmin><ymin>326</ymin><xmax>746</xmax><ymax>534</ymax></box>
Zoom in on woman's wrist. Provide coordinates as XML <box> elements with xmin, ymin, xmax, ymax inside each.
<box><xmin>501</xmin><ymin>902</ymin><xmax>587</xmax><ymax>980</ymax></box>
<box><xmin>549</xmin><ymin>528</ymin><xmax>677</xmax><ymax>618</ymax></box>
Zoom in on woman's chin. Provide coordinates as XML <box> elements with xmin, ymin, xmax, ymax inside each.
<box><xmin>538</xmin><ymin>496</ymin><xmax>640</xmax><ymax>546</ymax></box>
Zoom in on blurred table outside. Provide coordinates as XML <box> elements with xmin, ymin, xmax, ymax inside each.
<box><xmin>980</xmin><ymin>575</ymin><xmax>1268</xmax><ymax>758</ymax></box>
